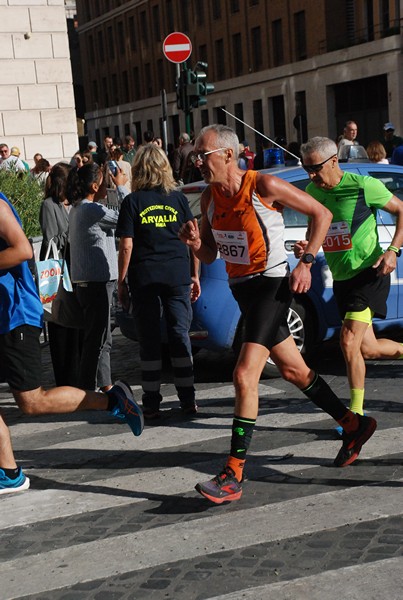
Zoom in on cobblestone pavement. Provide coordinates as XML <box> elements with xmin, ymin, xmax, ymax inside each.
<box><xmin>1</xmin><ymin>331</ymin><xmax>402</xmax><ymax>599</ymax></box>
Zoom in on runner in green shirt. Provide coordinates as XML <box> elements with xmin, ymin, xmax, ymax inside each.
<box><xmin>296</xmin><ymin>137</ymin><xmax>403</xmax><ymax>423</ymax></box>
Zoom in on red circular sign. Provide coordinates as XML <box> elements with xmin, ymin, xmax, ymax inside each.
<box><xmin>163</xmin><ymin>32</ymin><xmax>192</xmax><ymax>64</ymax></box>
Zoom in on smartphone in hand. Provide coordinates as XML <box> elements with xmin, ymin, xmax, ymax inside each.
<box><xmin>108</xmin><ymin>160</ymin><xmax>118</xmax><ymax>176</ymax></box>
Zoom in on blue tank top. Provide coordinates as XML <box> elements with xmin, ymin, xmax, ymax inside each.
<box><xmin>0</xmin><ymin>193</ymin><xmax>43</xmax><ymax>334</ymax></box>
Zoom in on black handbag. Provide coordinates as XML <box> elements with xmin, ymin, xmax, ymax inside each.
<box><xmin>51</xmin><ymin>245</ymin><xmax>85</xmax><ymax>329</ymax></box>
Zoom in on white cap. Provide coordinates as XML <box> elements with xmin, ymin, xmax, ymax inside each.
<box><xmin>383</xmin><ymin>122</ymin><xmax>395</xmax><ymax>131</ymax></box>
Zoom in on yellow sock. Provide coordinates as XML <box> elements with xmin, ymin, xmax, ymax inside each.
<box><xmin>350</xmin><ymin>388</ymin><xmax>364</xmax><ymax>416</ymax></box>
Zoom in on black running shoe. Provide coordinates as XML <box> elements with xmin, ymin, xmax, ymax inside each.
<box><xmin>334</xmin><ymin>414</ymin><xmax>377</xmax><ymax>467</ymax></box>
<box><xmin>195</xmin><ymin>466</ymin><xmax>243</xmax><ymax>504</ymax></box>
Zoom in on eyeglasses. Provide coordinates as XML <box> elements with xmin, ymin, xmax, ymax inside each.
<box><xmin>191</xmin><ymin>148</ymin><xmax>227</xmax><ymax>164</ymax></box>
<box><xmin>302</xmin><ymin>154</ymin><xmax>336</xmax><ymax>174</ymax></box>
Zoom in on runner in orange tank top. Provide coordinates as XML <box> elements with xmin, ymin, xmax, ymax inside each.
<box><xmin>179</xmin><ymin>124</ymin><xmax>378</xmax><ymax>504</ymax></box>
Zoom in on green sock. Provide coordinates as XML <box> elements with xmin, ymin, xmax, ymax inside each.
<box><xmin>399</xmin><ymin>343</ymin><xmax>403</xmax><ymax>359</ymax></box>
<box><xmin>350</xmin><ymin>388</ymin><xmax>364</xmax><ymax>416</ymax></box>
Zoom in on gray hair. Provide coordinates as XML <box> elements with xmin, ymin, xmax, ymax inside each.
<box><xmin>180</xmin><ymin>132</ymin><xmax>190</xmax><ymax>143</ymax></box>
<box><xmin>197</xmin><ymin>124</ymin><xmax>240</xmax><ymax>158</ymax></box>
<box><xmin>300</xmin><ymin>137</ymin><xmax>338</xmax><ymax>160</ymax></box>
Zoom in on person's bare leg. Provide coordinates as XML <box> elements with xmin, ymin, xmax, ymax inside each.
<box><xmin>361</xmin><ymin>324</ymin><xmax>403</xmax><ymax>360</ymax></box>
<box><xmin>0</xmin><ymin>412</ymin><xmax>17</xmax><ymax>469</ymax></box>
<box><xmin>13</xmin><ymin>387</ymin><xmax>108</xmax><ymax>416</ymax></box>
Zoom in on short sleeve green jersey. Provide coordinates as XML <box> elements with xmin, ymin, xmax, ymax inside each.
<box><xmin>306</xmin><ymin>172</ymin><xmax>392</xmax><ymax>281</ymax></box>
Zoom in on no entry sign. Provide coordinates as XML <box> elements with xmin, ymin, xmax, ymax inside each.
<box><xmin>163</xmin><ymin>32</ymin><xmax>192</xmax><ymax>64</ymax></box>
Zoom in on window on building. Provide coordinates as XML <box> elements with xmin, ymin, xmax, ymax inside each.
<box><xmin>157</xmin><ymin>59</ymin><xmax>164</xmax><ymax>89</ymax></box>
<box><xmin>294</xmin><ymin>11</ymin><xmax>307</xmax><ymax>60</ymax></box>
<box><xmin>140</xmin><ymin>11</ymin><xmax>148</xmax><ymax>46</ymax></box>
<box><xmin>124</xmin><ymin>123</ymin><xmax>130</xmax><ymax>136</ymax></box>
<box><xmin>196</xmin><ymin>3</ymin><xmax>205</xmax><ymax>26</ymax></box>
<box><xmin>92</xmin><ymin>80</ymin><xmax>99</xmax><ymax>107</ymax></box>
<box><xmin>107</xmin><ymin>26</ymin><xmax>115</xmax><ymax>60</ymax></box>
<box><xmin>147</xmin><ymin>119</ymin><xmax>154</xmax><ymax>132</ymax></box>
<box><xmin>122</xmin><ymin>70</ymin><xmax>129</xmax><ymax>103</ymax></box>
<box><xmin>215</xmin><ymin>39</ymin><xmax>225</xmax><ymax>80</ymax></box>
<box><xmin>117</xmin><ymin>21</ymin><xmax>125</xmax><ymax>55</ymax></box>
<box><xmin>166</xmin><ymin>0</ymin><xmax>174</xmax><ymax>32</ymax></box>
<box><xmin>129</xmin><ymin>16</ymin><xmax>137</xmax><ymax>52</ymax></box>
<box><xmin>214</xmin><ymin>106</ymin><xmax>227</xmax><ymax>125</ymax></box>
<box><xmin>212</xmin><ymin>0</ymin><xmax>222</xmax><ymax>20</ymax></box>
<box><xmin>98</xmin><ymin>31</ymin><xmax>105</xmax><ymax>62</ymax></box>
<box><xmin>272</xmin><ymin>19</ymin><xmax>284</xmax><ymax>66</ymax></box>
<box><xmin>181</xmin><ymin>0</ymin><xmax>190</xmax><ymax>31</ymax></box>
<box><xmin>114</xmin><ymin>125</ymin><xmax>120</xmax><ymax>140</ymax></box>
<box><xmin>111</xmin><ymin>74</ymin><xmax>118</xmax><ymax>105</ymax></box>
<box><xmin>201</xmin><ymin>109</ymin><xmax>209</xmax><ymax>127</ymax></box>
<box><xmin>145</xmin><ymin>63</ymin><xmax>152</xmax><ymax>97</ymax></box>
<box><xmin>199</xmin><ymin>44</ymin><xmax>208</xmax><ymax>63</ymax></box>
<box><xmin>295</xmin><ymin>90</ymin><xmax>308</xmax><ymax>143</ymax></box>
<box><xmin>380</xmin><ymin>0</ymin><xmax>390</xmax><ymax>33</ymax></box>
<box><xmin>102</xmin><ymin>77</ymin><xmax>109</xmax><ymax>108</ymax></box>
<box><xmin>251</xmin><ymin>26</ymin><xmax>262</xmax><ymax>70</ymax></box>
<box><xmin>232</xmin><ymin>33</ymin><xmax>243</xmax><ymax>76</ymax></box>
<box><xmin>234</xmin><ymin>103</ymin><xmax>245</xmax><ymax>141</ymax></box>
<box><xmin>133</xmin><ymin>66</ymin><xmax>140</xmax><ymax>96</ymax></box>
<box><xmin>269</xmin><ymin>95</ymin><xmax>286</xmax><ymax>141</ymax></box>
<box><xmin>134</xmin><ymin>122</ymin><xmax>142</xmax><ymax>146</ymax></box>
<box><xmin>230</xmin><ymin>0</ymin><xmax>240</xmax><ymax>12</ymax></box>
<box><xmin>153</xmin><ymin>5</ymin><xmax>161</xmax><ymax>41</ymax></box>
<box><xmin>88</xmin><ymin>35</ymin><xmax>95</xmax><ymax>66</ymax></box>
<box><xmin>365</xmin><ymin>0</ymin><xmax>375</xmax><ymax>41</ymax></box>
<box><xmin>253</xmin><ymin>99</ymin><xmax>263</xmax><ymax>152</ymax></box>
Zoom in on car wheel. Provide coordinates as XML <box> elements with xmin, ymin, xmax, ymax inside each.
<box><xmin>262</xmin><ymin>298</ymin><xmax>315</xmax><ymax>378</ymax></box>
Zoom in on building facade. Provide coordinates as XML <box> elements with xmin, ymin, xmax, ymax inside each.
<box><xmin>77</xmin><ymin>0</ymin><xmax>402</xmax><ymax>151</ymax></box>
<box><xmin>0</xmin><ymin>0</ymin><xmax>79</xmax><ymax>166</ymax></box>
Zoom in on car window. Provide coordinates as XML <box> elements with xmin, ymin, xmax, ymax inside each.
<box><xmin>368</xmin><ymin>172</ymin><xmax>403</xmax><ymax>202</ymax></box>
<box><xmin>368</xmin><ymin>171</ymin><xmax>403</xmax><ymax>225</ymax></box>
<box><xmin>284</xmin><ymin>177</ymin><xmax>309</xmax><ymax>228</ymax></box>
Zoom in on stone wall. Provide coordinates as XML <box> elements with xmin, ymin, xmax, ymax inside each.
<box><xmin>0</xmin><ymin>0</ymin><xmax>78</xmax><ymax>166</ymax></box>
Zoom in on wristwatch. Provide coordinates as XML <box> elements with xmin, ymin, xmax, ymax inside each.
<box><xmin>300</xmin><ymin>253</ymin><xmax>316</xmax><ymax>264</ymax></box>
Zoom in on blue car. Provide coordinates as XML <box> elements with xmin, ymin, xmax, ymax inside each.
<box><xmin>180</xmin><ymin>161</ymin><xmax>403</xmax><ymax>376</ymax></box>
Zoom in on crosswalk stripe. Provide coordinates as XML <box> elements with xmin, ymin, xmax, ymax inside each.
<box><xmin>1</xmin><ymin>478</ymin><xmax>402</xmax><ymax>599</ymax></box>
<box><xmin>1</xmin><ymin>426</ymin><xmax>401</xmax><ymax>533</ymax></box>
<box><xmin>206</xmin><ymin>556</ymin><xmax>403</xmax><ymax>600</ymax></box>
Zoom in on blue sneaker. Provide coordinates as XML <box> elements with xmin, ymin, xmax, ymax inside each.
<box><xmin>108</xmin><ymin>380</ymin><xmax>144</xmax><ymax>436</ymax></box>
<box><xmin>0</xmin><ymin>467</ymin><xmax>30</xmax><ymax>495</ymax></box>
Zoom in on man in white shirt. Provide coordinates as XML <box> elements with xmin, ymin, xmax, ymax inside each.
<box><xmin>337</xmin><ymin>121</ymin><xmax>359</xmax><ymax>158</ymax></box>
<box><xmin>0</xmin><ymin>145</ymin><xmax>27</xmax><ymax>172</ymax></box>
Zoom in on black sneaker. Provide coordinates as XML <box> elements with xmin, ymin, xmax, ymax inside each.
<box><xmin>195</xmin><ymin>466</ymin><xmax>243</xmax><ymax>504</ymax></box>
<box><xmin>334</xmin><ymin>414</ymin><xmax>377</xmax><ymax>467</ymax></box>
<box><xmin>180</xmin><ymin>401</ymin><xmax>198</xmax><ymax>416</ymax></box>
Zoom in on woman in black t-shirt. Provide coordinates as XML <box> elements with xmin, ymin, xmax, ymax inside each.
<box><xmin>116</xmin><ymin>144</ymin><xmax>200</xmax><ymax>419</ymax></box>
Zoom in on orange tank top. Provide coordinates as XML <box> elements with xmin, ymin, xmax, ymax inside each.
<box><xmin>206</xmin><ymin>170</ymin><xmax>287</xmax><ymax>279</ymax></box>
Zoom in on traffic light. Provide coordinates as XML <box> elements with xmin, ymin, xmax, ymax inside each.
<box><xmin>186</xmin><ymin>65</ymin><xmax>215</xmax><ymax>109</ymax></box>
<box><xmin>176</xmin><ymin>63</ymin><xmax>214</xmax><ymax>112</ymax></box>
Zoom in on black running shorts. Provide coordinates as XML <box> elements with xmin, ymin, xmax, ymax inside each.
<box><xmin>333</xmin><ymin>267</ymin><xmax>390</xmax><ymax>320</ymax></box>
<box><xmin>0</xmin><ymin>325</ymin><xmax>42</xmax><ymax>391</ymax></box>
<box><xmin>230</xmin><ymin>275</ymin><xmax>292</xmax><ymax>350</ymax></box>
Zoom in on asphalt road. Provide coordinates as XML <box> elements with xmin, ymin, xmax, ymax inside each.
<box><xmin>1</xmin><ymin>330</ymin><xmax>402</xmax><ymax>599</ymax></box>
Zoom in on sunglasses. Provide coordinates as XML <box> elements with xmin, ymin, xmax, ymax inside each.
<box><xmin>191</xmin><ymin>147</ymin><xmax>227</xmax><ymax>164</ymax></box>
<box><xmin>302</xmin><ymin>154</ymin><xmax>336</xmax><ymax>174</ymax></box>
